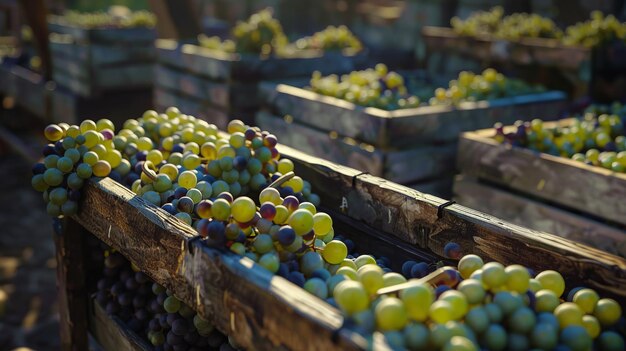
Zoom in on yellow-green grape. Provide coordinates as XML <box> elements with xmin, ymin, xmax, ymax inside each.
<box><xmin>573</xmin><ymin>288</ymin><xmax>599</xmax><ymax>314</ymax></box>
<box><xmin>335</xmin><ymin>266</ymin><xmax>358</xmax><ymax>281</ymax></box>
<box><xmin>443</xmin><ymin>336</ymin><xmax>477</xmax><ymax>351</ymax></box>
<box><xmin>439</xmin><ymin>290</ymin><xmax>468</xmax><ymax>320</ymax></box>
<box><xmin>382</xmin><ymin>272</ymin><xmax>406</xmax><ymax>287</ymax></box>
<box><xmin>312</xmin><ymin>212</ymin><xmax>332</xmax><ymax>237</ymax></box>
<box><xmin>178</xmin><ymin>171</ymin><xmax>197</xmax><ymax>189</ymax></box>
<box><xmin>288</xmin><ymin>209</ymin><xmax>314</xmax><ymax>235</ymax></box>
<box><xmin>334</xmin><ymin>280</ymin><xmax>369</xmax><ymax>315</ymax></box>
<box><xmin>535</xmin><ymin>270</ymin><xmax>565</xmax><ymax>297</ymax></box>
<box><xmin>230</xmin><ymin>196</ymin><xmax>256</xmax><ymax>223</ymax></box>
<box><xmin>400</xmin><ymin>283</ymin><xmax>434</xmax><ymax>322</ymax></box>
<box><xmin>582</xmin><ymin>315</ymin><xmax>601</xmax><ymax>339</ymax></box>
<box><xmin>594</xmin><ymin>298</ymin><xmax>622</xmax><ymax>326</ymax></box>
<box><xmin>429</xmin><ymin>300</ymin><xmax>454</xmax><ymax>324</ymax></box>
<box><xmin>504</xmin><ymin>264</ymin><xmax>530</xmax><ymax>293</ymax></box>
<box><xmin>375</xmin><ymin>297</ymin><xmax>408</xmax><ymax>331</ymax></box>
<box><xmin>321</xmin><ymin>240</ymin><xmax>347</xmax><ymax>264</ymax></box>
<box><xmin>535</xmin><ymin>289</ymin><xmax>560</xmax><ymax>312</ymax></box>
<box><xmin>44</xmin><ymin>124</ymin><xmax>64</xmax><ymax>141</ymax></box>
<box><xmin>554</xmin><ymin>302</ymin><xmax>584</xmax><ymax>328</ymax></box>
<box><xmin>92</xmin><ymin>160</ymin><xmax>111</xmax><ymax>177</ymax></box>
<box><xmin>259</xmin><ymin>187</ymin><xmax>282</xmax><ymax>205</ymax></box>
<box><xmin>458</xmin><ymin>254</ymin><xmax>484</xmax><ymax>279</ymax></box>
<box><xmin>357</xmin><ymin>265</ymin><xmax>384</xmax><ymax>296</ymax></box>
<box><xmin>457</xmin><ymin>279</ymin><xmax>485</xmax><ymax>304</ymax></box>
<box><xmin>481</xmin><ymin>262</ymin><xmax>506</xmax><ymax>290</ymax></box>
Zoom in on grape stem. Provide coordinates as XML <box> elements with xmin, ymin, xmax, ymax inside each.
<box><xmin>141</xmin><ymin>161</ymin><xmax>158</xmax><ymax>181</ymax></box>
<box><xmin>268</xmin><ymin>171</ymin><xmax>295</xmax><ymax>189</ymax></box>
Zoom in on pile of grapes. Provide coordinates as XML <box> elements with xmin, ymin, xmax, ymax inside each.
<box><xmin>451</xmin><ymin>7</ymin><xmax>562</xmax><ymax>40</ymax></box>
<box><xmin>307</xmin><ymin>63</ymin><xmax>420</xmax><ymax>110</ymax></box>
<box><xmin>429</xmin><ymin>68</ymin><xmax>545</xmax><ymax>106</ymax></box>
<box><xmin>197</xmin><ymin>9</ymin><xmax>361</xmax><ymax>56</ymax></box>
<box><xmin>307</xmin><ymin>66</ymin><xmax>543</xmax><ymax>110</ymax></box>
<box><xmin>562</xmin><ymin>11</ymin><xmax>626</xmax><ymax>48</ymax></box>
<box><xmin>59</xmin><ymin>7</ymin><xmax>156</xmax><ymax>29</ymax></box>
<box><xmin>97</xmin><ymin>250</ymin><xmax>240</xmax><ymax>350</ymax></box>
<box><xmin>32</xmin><ymin>108</ymin><xmax>624</xmax><ymax>349</ymax></box>
<box><xmin>495</xmin><ymin>104</ymin><xmax>626</xmax><ymax>173</ymax></box>
<box><xmin>451</xmin><ymin>7</ymin><xmax>626</xmax><ymax>48</ymax></box>
<box><xmin>291</xmin><ymin>25</ymin><xmax>362</xmax><ymax>52</ymax></box>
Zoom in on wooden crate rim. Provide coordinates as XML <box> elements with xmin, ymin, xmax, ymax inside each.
<box><xmin>156</xmin><ymin>38</ymin><xmax>365</xmax><ymax>63</ymax></box>
<box><xmin>462</xmin><ymin>118</ymin><xmax>626</xmax><ymax>182</ymax></box>
<box><xmin>275</xmin><ymin>83</ymin><xmax>567</xmax><ymax>119</ymax></box>
<box><xmin>421</xmin><ymin>26</ymin><xmax>590</xmax><ymax>54</ymax></box>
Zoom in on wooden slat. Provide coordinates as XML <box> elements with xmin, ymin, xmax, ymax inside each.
<box><xmin>89</xmin><ymin>299</ymin><xmax>151</xmax><ymax>351</ymax></box>
<box><xmin>10</xmin><ymin>65</ymin><xmax>51</xmax><ymax>119</ymax></box>
<box><xmin>47</xmin><ymin>17</ymin><xmax>156</xmax><ymax>44</ymax></box>
<box><xmin>277</xmin><ymin>143</ymin><xmax>626</xmax><ymax>300</ymax></box>
<box><xmin>267</xmin><ymin>84</ymin><xmax>566</xmax><ymax>148</ymax></box>
<box><xmin>421</xmin><ymin>26</ymin><xmax>590</xmax><ymax>70</ymax></box>
<box><xmin>155</xmin><ymin>64</ymin><xmax>230</xmax><ymax>108</ymax></box>
<box><xmin>256</xmin><ymin>111</ymin><xmax>457</xmax><ymax>184</ymax></box>
<box><xmin>72</xmin><ymin>178</ymin><xmax>370</xmax><ymax>351</ymax></box>
<box><xmin>457</xmin><ymin>123</ymin><xmax>626</xmax><ymax>227</ymax></box>
<box><xmin>454</xmin><ymin>176</ymin><xmax>626</xmax><ymax>258</ymax></box>
<box><xmin>56</xmin><ymin>218</ymin><xmax>89</xmax><ymax>351</ymax></box>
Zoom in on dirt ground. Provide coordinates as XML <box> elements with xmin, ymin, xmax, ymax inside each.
<box><xmin>0</xmin><ymin>124</ymin><xmax>59</xmax><ymax>350</ymax></box>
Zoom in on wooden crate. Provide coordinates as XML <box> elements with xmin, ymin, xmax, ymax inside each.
<box><xmin>257</xmin><ymin>82</ymin><xmax>566</xmax><ymax>196</ymax></box>
<box><xmin>455</xmin><ymin>119</ymin><xmax>626</xmax><ymax>257</ymax></box>
<box><xmin>48</xmin><ymin>16</ymin><xmax>156</xmax><ymax>97</ymax></box>
<box><xmin>154</xmin><ymin>38</ymin><xmax>367</xmax><ymax>129</ymax></box>
<box><xmin>421</xmin><ymin>26</ymin><xmax>592</xmax><ymax>97</ymax></box>
<box><xmin>55</xmin><ymin>132</ymin><xmax>626</xmax><ymax>350</ymax></box>
<box><xmin>0</xmin><ymin>63</ymin><xmax>53</xmax><ymax>119</ymax></box>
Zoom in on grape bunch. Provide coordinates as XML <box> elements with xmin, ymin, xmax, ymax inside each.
<box><xmin>563</xmin><ymin>11</ymin><xmax>626</xmax><ymax>48</ymax></box>
<box><xmin>429</xmin><ymin>68</ymin><xmax>545</xmax><ymax>106</ymax></box>
<box><xmin>95</xmin><ymin>251</ymin><xmax>239</xmax><ymax>350</ymax></box>
<box><xmin>494</xmin><ymin>104</ymin><xmax>626</xmax><ymax>172</ymax></box>
<box><xmin>291</xmin><ymin>25</ymin><xmax>362</xmax><ymax>52</ymax></box>
<box><xmin>307</xmin><ymin>63</ymin><xmax>421</xmax><ymax>110</ymax></box>
<box><xmin>60</xmin><ymin>7</ymin><xmax>156</xmax><ymax>29</ymax></box>
<box><xmin>451</xmin><ymin>7</ymin><xmax>562</xmax><ymax>40</ymax></box>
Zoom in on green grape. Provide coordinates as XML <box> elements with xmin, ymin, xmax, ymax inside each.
<box><xmin>382</xmin><ymin>272</ymin><xmax>406</xmax><ymax>287</ymax></box>
<box><xmin>178</xmin><ymin>170</ymin><xmax>197</xmax><ymax>189</ymax></box>
<box><xmin>163</xmin><ymin>296</ymin><xmax>181</xmax><ymax>313</ymax></box>
<box><xmin>594</xmin><ymin>298</ymin><xmax>622</xmax><ymax>326</ymax></box>
<box><xmin>481</xmin><ymin>262</ymin><xmax>506</xmax><ymax>289</ymax></box>
<box><xmin>321</xmin><ymin>240</ymin><xmax>347</xmax><ymax>264</ymax></box>
<box><xmin>535</xmin><ymin>270</ymin><xmax>565</xmax><ymax>297</ymax></box>
<box><xmin>287</xmin><ymin>209</ymin><xmax>314</xmax><ymax>235</ymax></box>
<box><xmin>554</xmin><ymin>302</ymin><xmax>584</xmax><ymax>328</ymax></box>
<box><xmin>31</xmin><ymin>174</ymin><xmax>49</xmax><ymax>192</ymax></box>
<box><xmin>457</xmin><ymin>279</ymin><xmax>485</xmax><ymax>304</ymax></box>
<box><xmin>440</xmin><ymin>290</ymin><xmax>468</xmax><ymax>320</ymax></box>
<box><xmin>358</xmin><ymin>265</ymin><xmax>384</xmax><ymax>296</ymax></box>
<box><xmin>43</xmin><ymin>168</ymin><xmax>64</xmax><ymax>186</ymax></box>
<box><xmin>443</xmin><ymin>336</ymin><xmax>477</xmax><ymax>351</ymax></box>
<box><xmin>303</xmin><ymin>278</ymin><xmax>328</xmax><ymax>299</ymax></box>
<box><xmin>458</xmin><ymin>254</ymin><xmax>483</xmax><ymax>279</ymax></box>
<box><xmin>253</xmin><ymin>234</ymin><xmax>273</xmax><ymax>254</ymax></box>
<box><xmin>572</xmin><ymin>288</ymin><xmax>599</xmax><ymax>314</ymax></box>
<box><xmin>300</xmin><ymin>251</ymin><xmax>324</xmax><ymax>277</ymax></box>
<box><xmin>375</xmin><ymin>297</ymin><xmax>407</xmax><ymax>331</ymax></box>
<box><xmin>504</xmin><ymin>264</ymin><xmax>530</xmax><ymax>293</ymax></box>
<box><xmin>465</xmin><ymin>306</ymin><xmax>489</xmax><ymax>333</ymax></box>
<box><xmin>231</xmin><ymin>196</ymin><xmax>256</xmax><ymax>223</ymax></box>
<box><xmin>400</xmin><ymin>283</ymin><xmax>433</xmax><ymax>322</ymax></box>
<box><xmin>211</xmin><ymin>198</ymin><xmax>231</xmax><ymax>221</ymax></box>
<box><xmin>430</xmin><ymin>300</ymin><xmax>454</xmax><ymax>324</ymax></box>
<box><xmin>258</xmin><ymin>253</ymin><xmax>279</xmax><ymax>273</ymax></box>
<box><xmin>334</xmin><ymin>280</ymin><xmax>369</xmax><ymax>315</ymax></box>
<box><xmin>354</xmin><ymin>255</ymin><xmax>376</xmax><ymax>268</ymax></box>
<box><xmin>535</xmin><ymin>289</ymin><xmax>560</xmax><ymax>312</ymax></box>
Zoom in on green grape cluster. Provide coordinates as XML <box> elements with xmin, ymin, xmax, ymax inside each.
<box><xmin>563</xmin><ymin>11</ymin><xmax>626</xmax><ymax>48</ymax></box>
<box><xmin>197</xmin><ymin>34</ymin><xmax>236</xmax><ymax>53</ymax></box>
<box><xmin>32</xmin><ymin>119</ymin><xmax>117</xmax><ymax>217</ymax></box>
<box><xmin>495</xmin><ymin>104</ymin><xmax>626</xmax><ymax>172</ymax></box>
<box><xmin>341</xmin><ymin>255</ymin><xmax>624</xmax><ymax>350</ymax></box>
<box><xmin>429</xmin><ymin>68</ymin><xmax>545</xmax><ymax>106</ymax></box>
<box><xmin>450</xmin><ymin>6</ymin><xmax>504</xmax><ymax>37</ymax></box>
<box><xmin>292</xmin><ymin>25</ymin><xmax>362</xmax><ymax>51</ymax></box>
<box><xmin>60</xmin><ymin>7</ymin><xmax>156</xmax><ymax>29</ymax></box>
<box><xmin>231</xmin><ymin>8</ymin><xmax>288</xmax><ymax>55</ymax></box>
<box><xmin>451</xmin><ymin>7</ymin><xmax>562</xmax><ymax>40</ymax></box>
<box><xmin>307</xmin><ymin>63</ymin><xmax>421</xmax><ymax>110</ymax></box>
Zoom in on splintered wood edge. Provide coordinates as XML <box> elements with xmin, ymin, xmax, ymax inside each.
<box><xmin>462</xmin><ymin>119</ymin><xmax>626</xmax><ymax>182</ymax></box>
<box><xmin>72</xmin><ymin>177</ymin><xmax>371</xmax><ymax>351</ymax></box>
<box><xmin>274</xmin><ymin>143</ymin><xmax>626</xmax><ymax>297</ymax></box>
<box><xmin>89</xmin><ymin>298</ymin><xmax>151</xmax><ymax>351</ymax></box>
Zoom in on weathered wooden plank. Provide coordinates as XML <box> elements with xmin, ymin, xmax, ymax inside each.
<box><xmin>89</xmin><ymin>299</ymin><xmax>151</xmax><ymax>351</ymax></box>
<box><xmin>155</xmin><ymin>39</ymin><xmax>366</xmax><ymax>82</ymax></box>
<box><xmin>268</xmin><ymin>84</ymin><xmax>566</xmax><ymax>148</ymax></box>
<box><xmin>457</xmin><ymin>125</ymin><xmax>626</xmax><ymax>227</ymax></box>
<box><xmin>48</xmin><ymin>17</ymin><xmax>156</xmax><ymax>44</ymax></box>
<box><xmin>0</xmin><ymin>64</ymin><xmax>14</xmax><ymax>95</ymax></box>
<box><xmin>255</xmin><ymin>111</ymin><xmax>457</xmax><ymax>184</ymax></box>
<box><xmin>278</xmin><ymin>143</ymin><xmax>626</xmax><ymax>300</ymax></box>
<box><xmin>407</xmin><ymin>176</ymin><xmax>455</xmax><ymax>200</ymax></box>
<box><xmin>421</xmin><ymin>26</ymin><xmax>590</xmax><ymax>70</ymax></box>
<box><xmin>50</xmin><ymin>37</ymin><xmax>155</xmax><ymax>67</ymax></box>
<box><xmin>55</xmin><ymin>218</ymin><xmax>89</xmax><ymax>351</ymax></box>
<box><xmin>454</xmin><ymin>176</ymin><xmax>626</xmax><ymax>258</ymax></box>
<box><xmin>72</xmin><ymin>178</ymin><xmax>368</xmax><ymax>351</ymax></box>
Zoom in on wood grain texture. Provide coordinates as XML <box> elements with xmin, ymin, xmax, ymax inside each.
<box><xmin>454</xmin><ymin>176</ymin><xmax>626</xmax><ymax>258</ymax></box>
<box><xmin>56</xmin><ymin>218</ymin><xmax>89</xmax><ymax>351</ymax></box>
<box><xmin>89</xmin><ymin>299</ymin><xmax>151</xmax><ymax>351</ymax></box>
<box><xmin>155</xmin><ymin>39</ymin><xmax>366</xmax><ymax>82</ymax></box>
<box><xmin>47</xmin><ymin>17</ymin><xmax>156</xmax><ymax>44</ymax></box>
<box><xmin>256</xmin><ymin>111</ymin><xmax>457</xmax><ymax>185</ymax></box>
<box><xmin>276</xmin><ymin>143</ymin><xmax>626</xmax><ymax>301</ymax></box>
<box><xmin>457</xmin><ymin>124</ymin><xmax>626</xmax><ymax>227</ymax></box>
<box><xmin>421</xmin><ymin>26</ymin><xmax>590</xmax><ymax>70</ymax></box>
<box><xmin>267</xmin><ymin>84</ymin><xmax>566</xmax><ymax>148</ymax></box>
<box><xmin>72</xmin><ymin>177</ymin><xmax>370</xmax><ymax>351</ymax></box>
